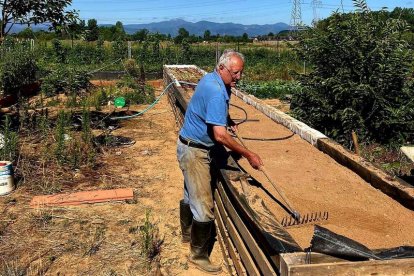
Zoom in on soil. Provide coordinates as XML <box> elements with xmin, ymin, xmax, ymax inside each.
<box><xmin>229</xmin><ymin>95</ymin><xmax>414</xmax><ymax>250</ymax></box>
<box><xmin>0</xmin><ymin>80</ymin><xmax>226</xmax><ymax>275</ymax></box>
<box><xmin>167</xmin><ymin>66</ymin><xmax>414</xmax><ymax>252</ymax></box>
<box><xmin>1</xmin><ymin>75</ymin><xmax>413</xmax><ymax>275</ymax></box>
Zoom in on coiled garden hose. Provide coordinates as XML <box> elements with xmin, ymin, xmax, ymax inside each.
<box><xmin>109</xmin><ymin>81</ymin><xmax>197</xmax><ymax>120</ymax></box>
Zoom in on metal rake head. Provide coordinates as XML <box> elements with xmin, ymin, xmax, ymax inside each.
<box><xmin>281</xmin><ymin>211</ymin><xmax>329</xmax><ymax>228</ymax></box>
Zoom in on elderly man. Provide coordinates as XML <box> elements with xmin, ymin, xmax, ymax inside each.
<box><xmin>177</xmin><ymin>50</ymin><xmax>263</xmax><ymax>274</ymax></box>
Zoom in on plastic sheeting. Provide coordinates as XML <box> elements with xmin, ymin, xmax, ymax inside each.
<box><xmin>309</xmin><ymin>225</ymin><xmax>414</xmax><ymax>261</ymax></box>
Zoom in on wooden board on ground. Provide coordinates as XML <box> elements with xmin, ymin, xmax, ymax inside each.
<box><xmin>30</xmin><ymin>188</ymin><xmax>134</xmax><ymax>207</ymax></box>
<box><xmin>280</xmin><ymin>252</ymin><xmax>414</xmax><ymax>276</ymax></box>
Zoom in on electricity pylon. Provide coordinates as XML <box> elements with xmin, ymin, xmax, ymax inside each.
<box><xmin>312</xmin><ymin>0</ymin><xmax>322</xmax><ymax>25</ymax></box>
<box><xmin>290</xmin><ymin>0</ymin><xmax>303</xmax><ymax>31</ymax></box>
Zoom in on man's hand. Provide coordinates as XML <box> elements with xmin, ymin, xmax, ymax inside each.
<box><xmin>228</xmin><ymin>118</ymin><xmax>238</xmax><ymax>133</ymax></box>
<box><xmin>245</xmin><ymin>151</ymin><xmax>263</xmax><ymax>170</ymax></box>
<box><xmin>212</xmin><ymin>125</ymin><xmax>263</xmax><ymax>170</ymax></box>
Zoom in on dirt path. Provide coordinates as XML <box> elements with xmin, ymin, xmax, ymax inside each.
<box><xmin>0</xmin><ymin>80</ymin><xmax>226</xmax><ymax>275</ymax></box>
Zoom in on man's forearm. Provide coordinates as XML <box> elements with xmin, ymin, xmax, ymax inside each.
<box><xmin>215</xmin><ymin>131</ymin><xmax>252</xmax><ymax>159</ymax></box>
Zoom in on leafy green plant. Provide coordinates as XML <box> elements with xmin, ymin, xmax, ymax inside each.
<box><xmin>0</xmin><ymin>115</ymin><xmax>18</xmax><ymax>162</ymax></box>
<box><xmin>291</xmin><ymin>1</ymin><xmax>414</xmax><ymax>146</ymax></box>
<box><xmin>54</xmin><ymin>111</ymin><xmax>68</xmax><ymax>164</ymax></box>
<box><xmin>237</xmin><ymin>80</ymin><xmax>302</xmax><ymax>99</ymax></box>
<box><xmin>0</xmin><ymin>40</ymin><xmax>38</xmax><ymax>96</ymax></box>
<box><xmin>139</xmin><ymin>210</ymin><xmax>163</xmax><ymax>263</ymax></box>
<box><xmin>42</xmin><ymin>65</ymin><xmax>90</xmax><ymax>97</ymax></box>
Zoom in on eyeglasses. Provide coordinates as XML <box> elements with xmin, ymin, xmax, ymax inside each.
<box><xmin>223</xmin><ymin>65</ymin><xmax>242</xmax><ymax>78</ymax></box>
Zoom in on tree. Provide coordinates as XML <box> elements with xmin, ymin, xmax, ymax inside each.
<box><xmin>114</xmin><ymin>21</ymin><xmax>126</xmax><ymax>40</ymax></box>
<box><xmin>291</xmin><ymin>1</ymin><xmax>414</xmax><ymax>146</ymax></box>
<box><xmin>174</xmin><ymin>27</ymin><xmax>189</xmax><ymax>44</ymax></box>
<box><xmin>0</xmin><ymin>0</ymin><xmax>77</xmax><ymax>39</ymax></box>
<box><xmin>86</xmin><ymin>19</ymin><xmax>99</xmax><ymax>41</ymax></box>
<box><xmin>203</xmin><ymin>29</ymin><xmax>211</xmax><ymax>41</ymax></box>
<box><xmin>132</xmin><ymin>28</ymin><xmax>149</xmax><ymax>41</ymax></box>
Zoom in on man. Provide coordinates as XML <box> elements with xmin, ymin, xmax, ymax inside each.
<box><xmin>177</xmin><ymin>50</ymin><xmax>263</xmax><ymax>274</ymax></box>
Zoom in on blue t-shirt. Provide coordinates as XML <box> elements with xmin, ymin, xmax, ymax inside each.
<box><xmin>179</xmin><ymin>70</ymin><xmax>230</xmax><ymax>147</ymax></box>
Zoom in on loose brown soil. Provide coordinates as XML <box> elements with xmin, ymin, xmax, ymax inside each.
<box><xmin>229</xmin><ymin>95</ymin><xmax>414</xmax><ymax>250</ymax></box>
<box><xmin>0</xmin><ymin>81</ymin><xmax>225</xmax><ymax>275</ymax></box>
<box><xmin>2</xmin><ymin>75</ymin><xmax>413</xmax><ymax>274</ymax></box>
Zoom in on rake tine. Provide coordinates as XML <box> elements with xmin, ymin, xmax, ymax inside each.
<box><xmin>281</xmin><ymin>211</ymin><xmax>330</xmax><ymax>227</ymax></box>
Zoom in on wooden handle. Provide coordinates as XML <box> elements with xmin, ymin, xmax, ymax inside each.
<box><xmin>259</xmin><ymin>165</ymin><xmax>296</xmax><ymax>212</ymax></box>
<box><xmin>234</xmin><ymin>129</ymin><xmax>299</xmax><ymax>216</ymax></box>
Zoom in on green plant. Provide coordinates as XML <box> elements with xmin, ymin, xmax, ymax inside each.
<box><xmin>0</xmin><ymin>40</ymin><xmax>38</xmax><ymax>96</ymax></box>
<box><xmin>31</xmin><ymin>209</ymin><xmax>54</xmax><ymax>228</ymax></box>
<box><xmin>52</xmin><ymin>39</ymin><xmax>67</xmax><ymax>64</ymax></box>
<box><xmin>139</xmin><ymin>210</ymin><xmax>163</xmax><ymax>263</ymax></box>
<box><xmin>237</xmin><ymin>80</ymin><xmax>302</xmax><ymax>99</ymax></box>
<box><xmin>0</xmin><ymin>116</ymin><xmax>18</xmax><ymax>162</ymax></box>
<box><xmin>54</xmin><ymin>111</ymin><xmax>68</xmax><ymax>164</ymax></box>
<box><xmin>112</xmin><ymin>38</ymin><xmax>127</xmax><ymax>60</ymax></box>
<box><xmin>291</xmin><ymin>1</ymin><xmax>414</xmax><ymax>146</ymax></box>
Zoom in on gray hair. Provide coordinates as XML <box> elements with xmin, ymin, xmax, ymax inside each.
<box><xmin>216</xmin><ymin>49</ymin><xmax>245</xmax><ymax>70</ymax></box>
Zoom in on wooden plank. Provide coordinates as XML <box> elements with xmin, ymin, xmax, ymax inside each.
<box><xmin>280</xmin><ymin>252</ymin><xmax>414</xmax><ymax>276</ymax></box>
<box><xmin>286</xmin><ymin>257</ymin><xmax>414</xmax><ymax>276</ymax></box>
<box><xmin>30</xmin><ymin>188</ymin><xmax>134</xmax><ymax>207</ymax></box>
<box><xmin>214</xmin><ymin>201</ymin><xmax>235</xmax><ymax>275</ymax></box>
<box><xmin>219</xmin><ymin>159</ymin><xmax>302</xmax><ymax>257</ymax></box>
<box><xmin>281</xmin><ymin>252</ymin><xmax>347</xmax><ymax>266</ymax></box>
<box><xmin>216</xmin><ymin>199</ymin><xmax>247</xmax><ymax>276</ymax></box>
<box><xmin>215</xmin><ymin>189</ymin><xmax>261</xmax><ymax>276</ymax></box>
<box><xmin>215</xmin><ymin>219</ymin><xmax>236</xmax><ymax>276</ymax></box>
<box><xmin>217</xmin><ymin>184</ymin><xmax>277</xmax><ymax>275</ymax></box>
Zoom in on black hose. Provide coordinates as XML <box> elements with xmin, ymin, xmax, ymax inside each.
<box><xmin>229</xmin><ymin>103</ymin><xmax>294</xmax><ymax>141</ymax></box>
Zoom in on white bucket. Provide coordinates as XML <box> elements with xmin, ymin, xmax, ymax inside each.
<box><xmin>0</xmin><ymin>161</ymin><xmax>14</xmax><ymax>196</ymax></box>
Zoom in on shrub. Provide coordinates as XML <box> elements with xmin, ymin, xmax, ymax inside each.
<box><xmin>291</xmin><ymin>1</ymin><xmax>414</xmax><ymax>146</ymax></box>
<box><xmin>0</xmin><ymin>39</ymin><xmax>38</xmax><ymax>95</ymax></box>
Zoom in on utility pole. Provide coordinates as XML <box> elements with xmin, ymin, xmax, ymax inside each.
<box><xmin>290</xmin><ymin>0</ymin><xmax>303</xmax><ymax>32</ymax></box>
<box><xmin>311</xmin><ymin>0</ymin><xmax>322</xmax><ymax>26</ymax></box>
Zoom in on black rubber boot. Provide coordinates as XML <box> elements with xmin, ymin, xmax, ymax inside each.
<box><xmin>189</xmin><ymin>220</ymin><xmax>222</xmax><ymax>274</ymax></box>
<box><xmin>180</xmin><ymin>200</ymin><xmax>192</xmax><ymax>243</ymax></box>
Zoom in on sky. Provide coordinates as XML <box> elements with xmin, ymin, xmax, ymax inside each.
<box><xmin>69</xmin><ymin>0</ymin><xmax>414</xmax><ymax>26</ymax></box>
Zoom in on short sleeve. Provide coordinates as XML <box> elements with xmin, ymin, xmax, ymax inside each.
<box><xmin>205</xmin><ymin>96</ymin><xmax>227</xmax><ymax>126</ymax></box>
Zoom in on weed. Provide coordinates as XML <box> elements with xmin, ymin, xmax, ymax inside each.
<box><xmin>84</xmin><ymin>226</ymin><xmax>106</xmax><ymax>256</ymax></box>
<box><xmin>38</xmin><ymin>113</ymin><xmax>49</xmax><ymax>139</ymax></box>
<box><xmin>139</xmin><ymin>210</ymin><xmax>164</xmax><ymax>263</ymax></box>
<box><xmin>117</xmin><ymin>219</ymin><xmax>131</xmax><ymax>225</ymax></box>
<box><xmin>0</xmin><ymin>115</ymin><xmax>18</xmax><ymax>162</ymax></box>
<box><xmin>0</xmin><ymin>260</ymin><xmax>26</xmax><ymax>276</ymax></box>
<box><xmin>31</xmin><ymin>209</ymin><xmax>54</xmax><ymax>228</ymax></box>
<box><xmin>54</xmin><ymin>111</ymin><xmax>68</xmax><ymax>164</ymax></box>
<box><xmin>129</xmin><ymin>226</ymin><xmax>139</xmax><ymax>234</ymax></box>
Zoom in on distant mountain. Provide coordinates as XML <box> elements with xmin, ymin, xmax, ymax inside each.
<box><xmin>9</xmin><ymin>23</ymin><xmax>51</xmax><ymax>33</ymax></box>
<box><xmin>121</xmin><ymin>19</ymin><xmax>291</xmax><ymax>37</ymax></box>
<box><xmin>10</xmin><ymin>19</ymin><xmax>290</xmax><ymax>37</ymax></box>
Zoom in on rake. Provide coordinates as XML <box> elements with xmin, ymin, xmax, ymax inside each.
<box><xmin>233</xmin><ymin>129</ymin><xmax>329</xmax><ymax>227</ymax></box>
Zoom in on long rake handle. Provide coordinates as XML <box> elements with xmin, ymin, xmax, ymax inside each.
<box><xmin>233</xmin><ymin>129</ymin><xmax>300</xmax><ymax>219</ymax></box>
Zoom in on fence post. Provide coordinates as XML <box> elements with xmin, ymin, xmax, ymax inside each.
<box><xmin>128</xmin><ymin>41</ymin><xmax>132</xmax><ymax>59</ymax></box>
<box><xmin>215</xmin><ymin>42</ymin><xmax>219</xmax><ymax>64</ymax></box>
